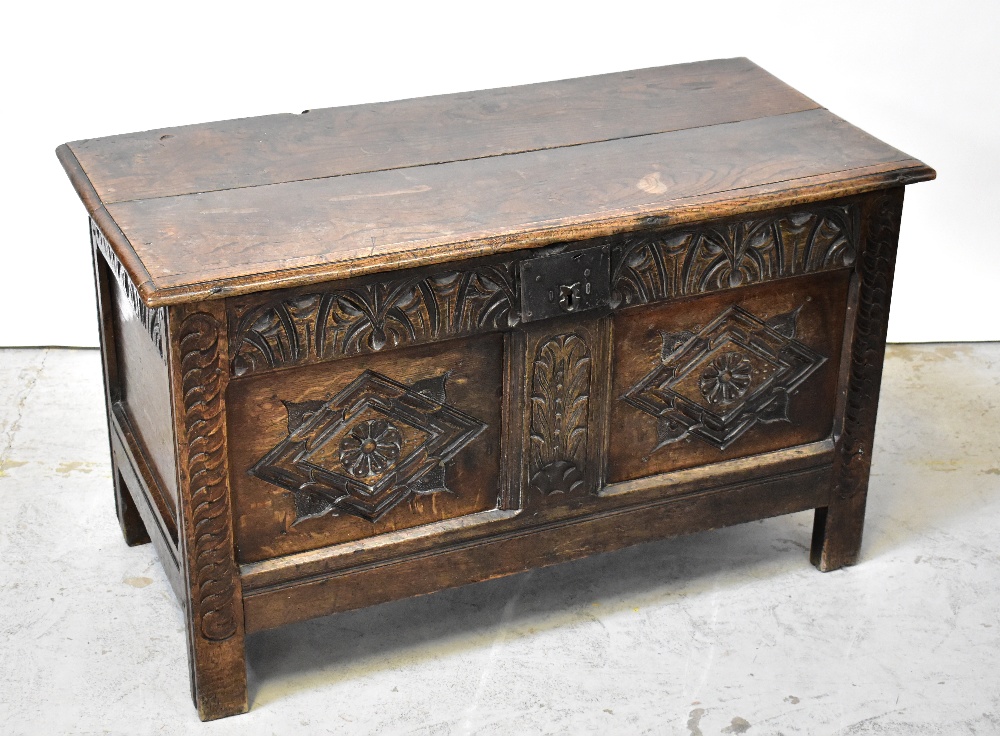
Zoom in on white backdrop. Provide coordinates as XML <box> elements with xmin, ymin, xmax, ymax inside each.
<box><xmin>4</xmin><ymin>1</ymin><xmax>996</xmax><ymax>346</ymax></box>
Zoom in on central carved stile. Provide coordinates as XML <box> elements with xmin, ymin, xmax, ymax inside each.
<box><xmin>529</xmin><ymin>334</ymin><xmax>591</xmax><ymax>495</ymax></box>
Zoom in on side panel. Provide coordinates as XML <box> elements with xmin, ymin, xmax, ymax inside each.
<box><xmin>98</xmin><ymin>221</ymin><xmax>178</xmax><ymax>507</ymax></box>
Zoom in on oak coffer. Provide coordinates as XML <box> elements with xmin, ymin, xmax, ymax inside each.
<box><xmin>57</xmin><ymin>58</ymin><xmax>934</xmax><ymax>720</ymax></box>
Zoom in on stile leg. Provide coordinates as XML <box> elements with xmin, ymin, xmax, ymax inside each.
<box><xmin>167</xmin><ymin>301</ymin><xmax>249</xmax><ymax>720</ymax></box>
<box><xmin>114</xmin><ymin>465</ymin><xmax>151</xmax><ymax>546</ymax></box>
<box><xmin>811</xmin><ymin>188</ymin><xmax>904</xmax><ymax>572</ymax></box>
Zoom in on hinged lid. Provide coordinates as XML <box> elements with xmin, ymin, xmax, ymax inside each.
<box><xmin>57</xmin><ymin>58</ymin><xmax>934</xmax><ymax>307</ymax></box>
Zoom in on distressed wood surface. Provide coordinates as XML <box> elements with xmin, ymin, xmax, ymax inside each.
<box><xmin>811</xmin><ymin>188</ymin><xmax>905</xmax><ymax>571</ymax></box>
<box><xmin>59</xmin><ymin>60</ymin><xmax>933</xmax><ymax>720</ymax></box>
<box><xmin>57</xmin><ymin>61</ymin><xmax>934</xmax><ymax>307</ymax></box>
<box><xmin>242</xmin><ymin>464</ymin><xmax>833</xmax><ymax>631</ymax></box>
<box><xmin>166</xmin><ymin>302</ymin><xmax>248</xmax><ymax>720</ymax></box>
<box><xmin>102</xmin><ymin>110</ymin><xmax>927</xmax><ymax>305</ymax></box>
<box><xmin>66</xmin><ymin>58</ymin><xmax>818</xmax><ymax>202</ymax></box>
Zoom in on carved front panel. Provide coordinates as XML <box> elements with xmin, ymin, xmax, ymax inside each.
<box><xmin>249</xmin><ymin>370</ymin><xmax>486</xmax><ymax>523</ymax></box>
<box><xmin>227</xmin><ymin>334</ymin><xmax>504</xmax><ymax>563</ymax></box>
<box><xmin>223</xmin><ymin>200</ymin><xmax>866</xmax><ymax>554</ymax></box>
<box><xmin>608</xmin><ymin>270</ymin><xmax>850</xmax><ymax>483</ymax></box>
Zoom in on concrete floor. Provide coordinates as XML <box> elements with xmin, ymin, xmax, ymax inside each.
<box><xmin>0</xmin><ymin>344</ymin><xmax>998</xmax><ymax>735</ymax></box>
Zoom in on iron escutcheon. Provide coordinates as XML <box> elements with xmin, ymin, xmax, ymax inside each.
<box><xmin>519</xmin><ymin>245</ymin><xmax>611</xmax><ymax>323</ymax></box>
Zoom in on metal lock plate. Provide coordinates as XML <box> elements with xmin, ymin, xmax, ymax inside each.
<box><xmin>519</xmin><ymin>245</ymin><xmax>611</xmax><ymax>323</ymax></box>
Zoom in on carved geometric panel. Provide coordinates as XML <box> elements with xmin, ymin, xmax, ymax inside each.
<box><xmin>250</xmin><ymin>370</ymin><xmax>487</xmax><ymax>523</ymax></box>
<box><xmin>528</xmin><ymin>333</ymin><xmax>591</xmax><ymax>495</ymax></box>
<box><xmin>622</xmin><ymin>305</ymin><xmax>825</xmax><ymax>451</ymax></box>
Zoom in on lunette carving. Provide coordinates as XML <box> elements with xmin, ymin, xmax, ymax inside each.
<box><xmin>250</xmin><ymin>371</ymin><xmax>487</xmax><ymax>523</ymax></box>
<box><xmin>835</xmin><ymin>190</ymin><xmax>903</xmax><ymax>501</ymax></box>
<box><xmin>528</xmin><ymin>334</ymin><xmax>591</xmax><ymax>495</ymax></box>
<box><xmin>90</xmin><ymin>218</ymin><xmax>166</xmax><ymax>360</ymax></box>
<box><xmin>623</xmin><ymin>305</ymin><xmax>825</xmax><ymax>452</ymax></box>
<box><xmin>230</xmin><ymin>264</ymin><xmax>519</xmax><ymax>376</ymax></box>
<box><xmin>611</xmin><ymin>205</ymin><xmax>859</xmax><ymax>309</ymax></box>
<box><xmin>177</xmin><ymin>311</ymin><xmax>239</xmax><ymax>642</ymax></box>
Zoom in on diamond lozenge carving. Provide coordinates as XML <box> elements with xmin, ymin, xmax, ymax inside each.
<box><xmin>250</xmin><ymin>371</ymin><xmax>486</xmax><ymax>523</ymax></box>
<box><xmin>623</xmin><ymin>305</ymin><xmax>825</xmax><ymax>451</ymax></box>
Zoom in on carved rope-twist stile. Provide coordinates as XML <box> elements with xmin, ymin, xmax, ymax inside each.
<box><xmin>229</xmin><ymin>263</ymin><xmax>518</xmax><ymax>376</ymax></box>
<box><xmin>835</xmin><ymin>190</ymin><xmax>903</xmax><ymax>502</ymax></box>
<box><xmin>611</xmin><ymin>204</ymin><xmax>859</xmax><ymax>309</ymax></box>
<box><xmin>89</xmin><ymin>218</ymin><xmax>166</xmax><ymax>360</ymax></box>
<box><xmin>528</xmin><ymin>333</ymin><xmax>591</xmax><ymax>495</ymax></box>
<box><xmin>179</xmin><ymin>312</ymin><xmax>238</xmax><ymax>642</ymax></box>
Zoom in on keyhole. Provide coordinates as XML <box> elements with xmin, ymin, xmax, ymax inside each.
<box><xmin>559</xmin><ymin>283</ymin><xmax>581</xmax><ymax>311</ymax></box>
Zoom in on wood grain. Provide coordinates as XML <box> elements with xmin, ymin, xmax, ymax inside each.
<box><xmin>58</xmin><ymin>60</ymin><xmax>933</xmax><ymax>720</ymax></box>
<box><xmin>67</xmin><ymin>58</ymin><xmax>817</xmax><ymax>203</ymax></box>
<box><xmin>110</xmin><ymin>262</ymin><xmax>178</xmax><ymax>505</ymax></box>
<box><xmin>103</xmin><ymin>109</ymin><xmax>930</xmax><ymax>305</ymax></box>
<box><xmin>811</xmin><ymin>188</ymin><xmax>904</xmax><ymax>571</ymax></box>
<box><xmin>166</xmin><ymin>302</ymin><xmax>248</xmax><ymax>720</ymax></box>
<box><xmin>242</xmin><ymin>464</ymin><xmax>832</xmax><ymax>632</ymax></box>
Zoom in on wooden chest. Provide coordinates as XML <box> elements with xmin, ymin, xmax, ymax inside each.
<box><xmin>57</xmin><ymin>58</ymin><xmax>934</xmax><ymax>720</ymax></box>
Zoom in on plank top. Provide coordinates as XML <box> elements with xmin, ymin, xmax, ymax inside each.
<box><xmin>58</xmin><ymin>58</ymin><xmax>934</xmax><ymax>306</ymax></box>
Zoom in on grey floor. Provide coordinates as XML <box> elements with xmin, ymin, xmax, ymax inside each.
<box><xmin>0</xmin><ymin>344</ymin><xmax>998</xmax><ymax>735</ymax></box>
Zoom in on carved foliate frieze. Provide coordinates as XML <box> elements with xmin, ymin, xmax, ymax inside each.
<box><xmin>623</xmin><ymin>305</ymin><xmax>825</xmax><ymax>451</ymax></box>
<box><xmin>90</xmin><ymin>218</ymin><xmax>166</xmax><ymax>360</ymax></box>
<box><xmin>176</xmin><ymin>310</ymin><xmax>239</xmax><ymax>642</ymax></box>
<box><xmin>611</xmin><ymin>205</ymin><xmax>858</xmax><ymax>309</ymax></box>
<box><xmin>230</xmin><ymin>264</ymin><xmax>519</xmax><ymax>376</ymax></box>
<box><xmin>528</xmin><ymin>334</ymin><xmax>591</xmax><ymax>495</ymax></box>
<box><xmin>228</xmin><ymin>205</ymin><xmax>857</xmax><ymax>377</ymax></box>
<box><xmin>250</xmin><ymin>371</ymin><xmax>487</xmax><ymax>523</ymax></box>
